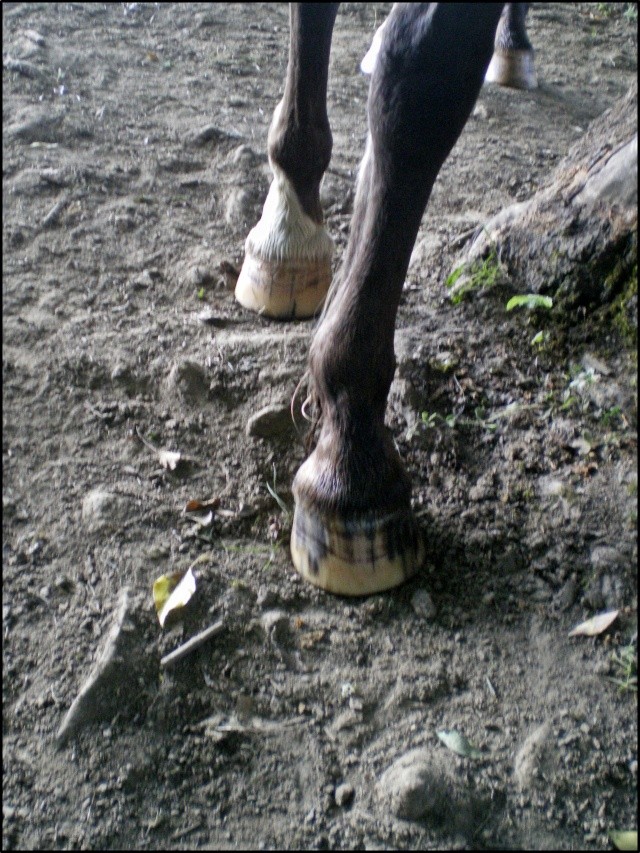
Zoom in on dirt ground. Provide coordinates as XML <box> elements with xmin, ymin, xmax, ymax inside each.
<box><xmin>2</xmin><ymin>3</ymin><xmax>637</xmax><ymax>850</ymax></box>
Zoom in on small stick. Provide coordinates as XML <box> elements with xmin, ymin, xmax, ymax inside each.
<box><xmin>160</xmin><ymin>619</ymin><xmax>224</xmax><ymax>668</ymax></box>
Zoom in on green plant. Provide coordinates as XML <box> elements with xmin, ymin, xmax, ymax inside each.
<box><xmin>421</xmin><ymin>410</ymin><xmax>457</xmax><ymax>429</ymax></box>
<box><xmin>608</xmin><ymin>639</ymin><xmax>638</xmax><ymax>693</ymax></box>
<box><xmin>446</xmin><ymin>246</ymin><xmax>503</xmax><ymax>305</ymax></box>
<box><xmin>506</xmin><ymin>294</ymin><xmax>553</xmax><ymax>312</ymax></box>
<box><xmin>601</xmin><ymin>405</ymin><xmax>623</xmax><ymax>427</ymax></box>
<box><xmin>596</xmin><ymin>2</ymin><xmax>614</xmax><ymax>17</ymax></box>
<box><xmin>265</xmin><ymin>464</ymin><xmax>291</xmax><ymax>518</ymax></box>
<box><xmin>420</xmin><ymin>407</ymin><xmax>497</xmax><ymax>432</ymax></box>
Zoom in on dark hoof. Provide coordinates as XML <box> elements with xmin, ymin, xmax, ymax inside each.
<box><xmin>291</xmin><ymin>500</ymin><xmax>424</xmax><ymax>596</ymax></box>
<box><xmin>485</xmin><ymin>48</ymin><xmax>537</xmax><ymax>90</ymax></box>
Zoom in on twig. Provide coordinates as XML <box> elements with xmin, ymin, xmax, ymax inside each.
<box><xmin>160</xmin><ymin>619</ymin><xmax>224</xmax><ymax>668</ymax></box>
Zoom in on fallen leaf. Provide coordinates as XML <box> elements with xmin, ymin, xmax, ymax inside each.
<box><xmin>569</xmin><ymin>610</ymin><xmax>619</xmax><ymax>637</ymax></box>
<box><xmin>299</xmin><ymin>629</ymin><xmax>327</xmax><ymax>649</ymax></box>
<box><xmin>153</xmin><ymin>568</ymin><xmax>196</xmax><ymax>627</ymax></box>
<box><xmin>187</xmin><ymin>511</ymin><xmax>214</xmax><ymax>528</ymax></box>
<box><xmin>185</xmin><ymin>497</ymin><xmax>220</xmax><ymax>513</ymax></box>
<box><xmin>158</xmin><ymin>449</ymin><xmax>181</xmax><ymax>471</ymax></box>
<box><xmin>610</xmin><ymin>830</ymin><xmax>638</xmax><ymax>851</ymax></box>
<box><xmin>437</xmin><ymin>730</ymin><xmax>483</xmax><ymax>759</ymax></box>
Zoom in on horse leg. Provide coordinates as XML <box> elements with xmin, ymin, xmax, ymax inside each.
<box><xmin>235</xmin><ymin>3</ymin><xmax>339</xmax><ymax>319</ymax></box>
<box><xmin>291</xmin><ymin>4</ymin><xmax>504</xmax><ymax>595</ymax></box>
<box><xmin>486</xmin><ymin>3</ymin><xmax>537</xmax><ymax>90</ymax></box>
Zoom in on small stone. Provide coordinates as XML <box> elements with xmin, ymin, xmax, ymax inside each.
<box><xmin>334</xmin><ymin>783</ymin><xmax>354</xmax><ymax>808</ymax></box>
<box><xmin>377</xmin><ymin>747</ymin><xmax>458</xmax><ymax>822</ymax></box>
<box><xmin>411</xmin><ymin>589</ymin><xmax>437</xmax><ymax>619</ymax></box>
<box><xmin>590</xmin><ymin>545</ymin><xmax>624</xmax><ymax>571</ymax></box>
<box><xmin>246</xmin><ymin>405</ymin><xmax>294</xmax><ymax>439</ymax></box>
<box><xmin>165</xmin><ymin>360</ymin><xmax>208</xmax><ymax>405</ymax></box>
<box><xmin>514</xmin><ymin>721</ymin><xmax>553</xmax><ymax>790</ymax></box>
<box><xmin>256</xmin><ymin>586</ymin><xmax>277</xmax><ymax>608</ymax></box>
<box><xmin>260</xmin><ymin>609</ymin><xmax>287</xmax><ymax>634</ymax></box>
<box><xmin>82</xmin><ymin>489</ymin><xmax>129</xmax><ymax>530</ymax></box>
<box><xmin>554</xmin><ymin>576</ymin><xmax>578</xmax><ymax>611</ymax></box>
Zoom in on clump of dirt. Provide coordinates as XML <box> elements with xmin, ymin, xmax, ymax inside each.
<box><xmin>3</xmin><ymin>3</ymin><xmax>637</xmax><ymax>850</ymax></box>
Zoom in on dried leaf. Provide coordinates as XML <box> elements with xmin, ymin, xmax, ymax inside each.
<box><xmin>569</xmin><ymin>610</ymin><xmax>619</xmax><ymax>637</ymax></box>
<box><xmin>610</xmin><ymin>830</ymin><xmax>638</xmax><ymax>851</ymax></box>
<box><xmin>188</xmin><ymin>511</ymin><xmax>213</xmax><ymax>528</ymax></box>
<box><xmin>185</xmin><ymin>497</ymin><xmax>220</xmax><ymax>513</ymax></box>
<box><xmin>437</xmin><ymin>730</ymin><xmax>483</xmax><ymax>759</ymax></box>
<box><xmin>158</xmin><ymin>449</ymin><xmax>181</xmax><ymax>471</ymax></box>
<box><xmin>299</xmin><ymin>629</ymin><xmax>327</xmax><ymax>649</ymax></box>
<box><xmin>153</xmin><ymin>568</ymin><xmax>196</xmax><ymax>627</ymax></box>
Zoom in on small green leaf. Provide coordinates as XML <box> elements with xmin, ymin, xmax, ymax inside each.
<box><xmin>437</xmin><ymin>729</ymin><xmax>483</xmax><ymax>759</ymax></box>
<box><xmin>506</xmin><ymin>294</ymin><xmax>553</xmax><ymax>312</ymax></box>
<box><xmin>609</xmin><ymin>830</ymin><xmax>638</xmax><ymax>851</ymax></box>
<box><xmin>531</xmin><ymin>331</ymin><xmax>545</xmax><ymax>346</ymax></box>
<box><xmin>445</xmin><ymin>266</ymin><xmax>464</xmax><ymax>289</ymax></box>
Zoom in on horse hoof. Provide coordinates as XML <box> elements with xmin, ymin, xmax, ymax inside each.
<box><xmin>235</xmin><ymin>250</ymin><xmax>331</xmax><ymax>319</ymax></box>
<box><xmin>290</xmin><ymin>500</ymin><xmax>424</xmax><ymax>596</ymax></box>
<box><xmin>485</xmin><ymin>48</ymin><xmax>537</xmax><ymax>90</ymax></box>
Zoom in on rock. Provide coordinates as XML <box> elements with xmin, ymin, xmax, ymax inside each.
<box><xmin>590</xmin><ymin>545</ymin><xmax>625</xmax><ymax>571</ymax></box>
<box><xmin>554</xmin><ymin>576</ymin><xmax>578</xmax><ymax>611</ymax></box>
<box><xmin>411</xmin><ymin>589</ymin><xmax>437</xmax><ymax>619</ymax></box>
<box><xmin>376</xmin><ymin>747</ymin><xmax>458</xmax><ymax>823</ymax></box>
<box><xmin>514</xmin><ymin>721</ymin><xmax>554</xmax><ymax>790</ymax></box>
<box><xmin>56</xmin><ymin>588</ymin><xmax>138</xmax><ymax>746</ymax></box>
<box><xmin>334</xmin><ymin>783</ymin><xmax>354</xmax><ymax>808</ymax></box>
<box><xmin>82</xmin><ymin>489</ymin><xmax>129</xmax><ymax>530</ymax></box>
<box><xmin>259</xmin><ymin>609</ymin><xmax>288</xmax><ymax>635</ymax></box>
<box><xmin>165</xmin><ymin>360</ymin><xmax>208</xmax><ymax>405</ymax></box>
<box><xmin>256</xmin><ymin>586</ymin><xmax>277</xmax><ymax>608</ymax></box>
<box><xmin>246</xmin><ymin>404</ymin><xmax>294</xmax><ymax>439</ymax></box>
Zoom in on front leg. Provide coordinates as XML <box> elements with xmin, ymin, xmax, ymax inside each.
<box><xmin>291</xmin><ymin>4</ymin><xmax>504</xmax><ymax>595</ymax></box>
<box><xmin>235</xmin><ymin>3</ymin><xmax>339</xmax><ymax>319</ymax></box>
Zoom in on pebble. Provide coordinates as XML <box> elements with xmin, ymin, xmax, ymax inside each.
<box><xmin>334</xmin><ymin>783</ymin><xmax>354</xmax><ymax>808</ymax></box>
<box><xmin>376</xmin><ymin>747</ymin><xmax>458</xmax><ymax>822</ymax></box>
<box><xmin>256</xmin><ymin>586</ymin><xmax>277</xmax><ymax>608</ymax></box>
<box><xmin>56</xmin><ymin>587</ymin><xmax>133</xmax><ymax>746</ymax></box>
<box><xmin>514</xmin><ymin>721</ymin><xmax>553</xmax><ymax>790</ymax></box>
<box><xmin>165</xmin><ymin>360</ymin><xmax>208</xmax><ymax>404</ymax></box>
<box><xmin>246</xmin><ymin>404</ymin><xmax>294</xmax><ymax>439</ymax></box>
<box><xmin>82</xmin><ymin>489</ymin><xmax>129</xmax><ymax>530</ymax></box>
<box><xmin>411</xmin><ymin>589</ymin><xmax>437</xmax><ymax>619</ymax></box>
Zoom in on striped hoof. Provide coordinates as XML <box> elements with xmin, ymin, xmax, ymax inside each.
<box><xmin>235</xmin><ymin>163</ymin><xmax>333</xmax><ymax>320</ymax></box>
<box><xmin>291</xmin><ymin>500</ymin><xmax>424</xmax><ymax>596</ymax></box>
<box><xmin>485</xmin><ymin>48</ymin><xmax>537</xmax><ymax>90</ymax></box>
<box><xmin>235</xmin><ymin>250</ymin><xmax>331</xmax><ymax>320</ymax></box>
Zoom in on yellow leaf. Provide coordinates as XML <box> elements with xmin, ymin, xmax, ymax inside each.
<box><xmin>610</xmin><ymin>830</ymin><xmax>638</xmax><ymax>851</ymax></box>
<box><xmin>153</xmin><ymin>568</ymin><xmax>196</xmax><ymax>626</ymax></box>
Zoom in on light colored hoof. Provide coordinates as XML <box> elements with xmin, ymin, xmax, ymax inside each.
<box><xmin>235</xmin><ymin>250</ymin><xmax>331</xmax><ymax>320</ymax></box>
<box><xmin>291</xmin><ymin>500</ymin><xmax>424</xmax><ymax>596</ymax></box>
<box><xmin>485</xmin><ymin>49</ymin><xmax>537</xmax><ymax>90</ymax></box>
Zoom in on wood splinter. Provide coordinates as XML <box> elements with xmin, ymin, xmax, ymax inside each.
<box><xmin>160</xmin><ymin>619</ymin><xmax>224</xmax><ymax>669</ymax></box>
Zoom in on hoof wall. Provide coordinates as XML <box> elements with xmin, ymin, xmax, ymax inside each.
<box><xmin>485</xmin><ymin>49</ymin><xmax>537</xmax><ymax>90</ymax></box>
<box><xmin>291</xmin><ymin>502</ymin><xmax>424</xmax><ymax>596</ymax></box>
<box><xmin>235</xmin><ymin>251</ymin><xmax>331</xmax><ymax>320</ymax></box>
